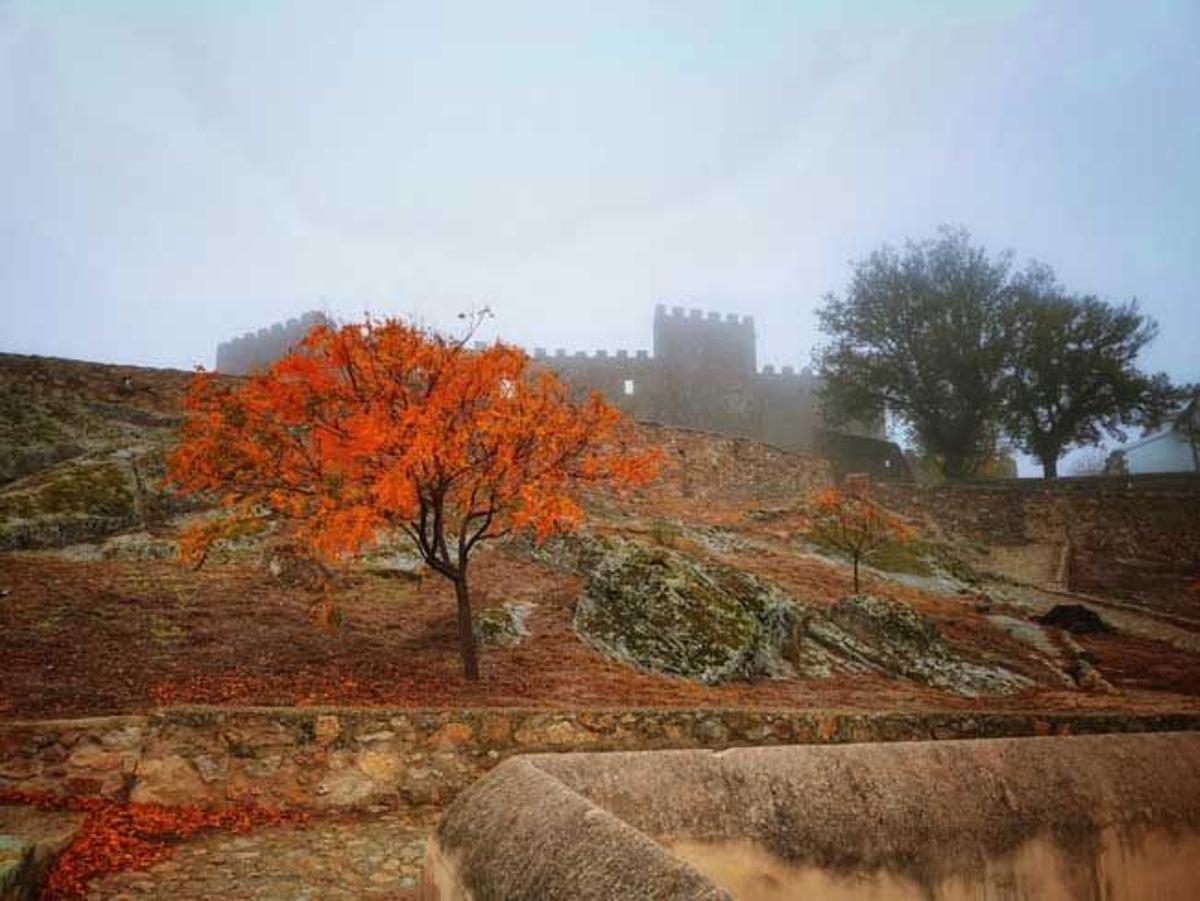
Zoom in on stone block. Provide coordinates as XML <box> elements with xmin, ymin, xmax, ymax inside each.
<box><xmin>316</xmin><ymin>769</ymin><xmax>377</xmax><ymax>807</ymax></box>
<box><xmin>130</xmin><ymin>755</ymin><xmax>209</xmax><ymax>806</ymax></box>
<box><xmin>478</xmin><ymin>715</ymin><xmax>512</xmax><ymax>744</ymax></box>
<box><xmin>426</xmin><ymin>722</ymin><xmax>473</xmax><ymax>749</ymax></box>
<box><xmin>313</xmin><ymin>715</ymin><xmax>340</xmax><ymax>745</ymax></box>
<box><xmin>358</xmin><ymin>749</ymin><xmax>403</xmax><ymax>785</ymax></box>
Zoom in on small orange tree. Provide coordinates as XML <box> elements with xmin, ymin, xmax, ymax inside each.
<box><xmin>168</xmin><ymin>317</ymin><xmax>659</xmax><ymax>680</ymax></box>
<box><xmin>808</xmin><ymin>480</ymin><xmax>910</xmax><ymax>595</ymax></box>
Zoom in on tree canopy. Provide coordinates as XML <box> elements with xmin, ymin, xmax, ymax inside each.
<box><xmin>817</xmin><ymin>226</ymin><xmax>1183</xmax><ymax>478</ymax></box>
<box><xmin>1000</xmin><ymin>266</ymin><xmax>1180</xmax><ymax>478</ymax></box>
<box><xmin>816</xmin><ymin>226</ymin><xmax>1013</xmax><ymax>478</ymax></box>
<box><xmin>169</xmin><ymin>316</ymin><xmax>660</xmax><ymax>679</ymax></box>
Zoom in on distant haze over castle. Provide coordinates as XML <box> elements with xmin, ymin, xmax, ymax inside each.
<box><xmin>534</xmin><ymin>304</ymin><xmax>825</xmax><ymax>452</ymax></box>
<box><xmin>215</xmin><ymin>311</ymin><xmax>329</xmax><ymax>376</ymax></box>
<box><xmin>214</xmin><ymin>305</ymin><xmax>901</xmax><ymax>474</ymax></box>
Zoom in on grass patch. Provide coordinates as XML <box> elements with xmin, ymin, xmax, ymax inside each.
<box><xmin>803</xmin><ymin>529</ymin><xmax>982</xmax><ymax>582</ymax></box>
<box><xmin>0</xmin><ymin>460</ymin><xmax>135</xmax><ymax>520</ymax></box>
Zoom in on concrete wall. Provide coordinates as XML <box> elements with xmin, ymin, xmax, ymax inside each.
<box><xmin>1123</xmin><ymin>430</ymin><xmax>1197</xmax><ymax>474</ymax></box>
<box><xmin>428</xmin><ymin>733</ymin><xmax>1200</xmax><ymax>900</ymax></box>
<box><xmin>2</xmin><ymin>707</ymin><xmax>1197</xmax><ymax>812</ymax></box>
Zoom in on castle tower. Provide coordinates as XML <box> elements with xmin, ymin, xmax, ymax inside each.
<box><xmin>215</xmin><ymin>311</ymin><xmax>328</xmax><ymax>374</ymax></box>
<box><xmin>652</xmin><ymin>304</ymin><xmax>755</xmax><ymax>383</ymax></box>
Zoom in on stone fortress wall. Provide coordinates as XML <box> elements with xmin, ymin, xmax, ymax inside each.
<box><xmin>533</xmin><ymin>304</ymin><xmax>831</xmax><ymax>454</ymax></box>
<box><xmin>215</xmin><ymin>305</ymin><xmax>905</xmax><ymax>471</ymax></box>
<box><xmin>2</xmin><ymin>706</ymin><xmax>1194</xmax><ymax>811</ymax></box>
<box><xmin>215</xmin><ymin>311</ymin><xmax>329</xmax><ymax>376</ymax></box>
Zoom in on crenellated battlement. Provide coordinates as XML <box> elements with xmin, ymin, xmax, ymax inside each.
<box><xmin>215</xmin><ymin>311</ymin><xmax>328</xmax><ymax>374</ymax></box>
<box><xmin>532</xmin><ymin>347</ymin><xmax>653</xmax><ymax>362</ymax></box>
<box><xmin>531</xmin><ymin>346</ymin><xmax>811</xmax><ymax>383</ymax></box>
<box><xmin>213</xmin><ymin>305</ymin><xmax>886</xmax><ymax>458</ymax></box>
<box><xmin>655</xmin><ymin>303</ymin><xmax>755</xmax><ymax>328</ymax></box>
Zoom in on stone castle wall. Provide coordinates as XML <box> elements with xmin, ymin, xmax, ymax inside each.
<box><xmin>215</xmin><ymin>312</ymin><xmax>328</xmax><ymax>375</ymax></box>
<box><xmin>3</xmin><ymin>706</ymin><xmax>1196</xmax><ymax>811</ymax></box>
<box><xmin>876</xmin><ymin>474</ymin><xmax>1200</xmax><ymax>611</ymax></box>
<box><xmin>535</xmin><ymin>304</ymin><xmax>850</xmax><ymax>455</ymax></box>
<box><xmin>214</xmin><ymin>306</ymin><xmax>902</xmax><ymax>467</ymax></box>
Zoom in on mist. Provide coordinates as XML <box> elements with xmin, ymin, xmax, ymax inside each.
<box><xmin>2</xmin><ymin>1</ymin><xmax>1197</xmax><ymax>403</ymax></box>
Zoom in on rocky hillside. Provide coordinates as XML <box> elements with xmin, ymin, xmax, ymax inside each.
<box><xmin>1</xmin><ymin>353</ymin><xmax>1197</xmax><ymax>717</ymax></box>
<box><xmin>0</xmin><ymin>354</ymin><xmax>204</xmax><ymax>550</ymax></box>
<box><xmin>0</xmin><ymin>354</ymin><xmax>832</xmax><ymax>553</ymax></box>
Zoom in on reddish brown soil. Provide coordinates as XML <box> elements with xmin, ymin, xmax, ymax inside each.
<box><xmin>1076</xmin><ymin>632</ymin><xmax>1200</xmax><ymax>696</ymax></box>
<box><xmin>2</xmin><ymin>545</ymin><xmax>1196</xmax><ymax>720</ymax></box>
<box><xmin>1</xmin><ymin>353</ymin><xmax>1196</xmax><ymax>720</ymax></box>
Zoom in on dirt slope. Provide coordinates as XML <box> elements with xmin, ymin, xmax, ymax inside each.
<box><xmin>1</xmin><ymin>354</ymin><xmax>1197</xmax><ymax>718</ymax></box>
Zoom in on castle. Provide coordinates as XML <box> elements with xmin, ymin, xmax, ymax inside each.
<box><xmin>215</xmin><ymin>311</ymin><xmax>329</xmax><ymax>376</ymax></box>
<box><xmin>215</xmin><ymin>305</ymin><xmax>906</xmax><ymax>476</ymax></box>
<box><xmin>533</xmin><ymin>305</ymin><xmax>825</xmax><ymax>451</ymax></box>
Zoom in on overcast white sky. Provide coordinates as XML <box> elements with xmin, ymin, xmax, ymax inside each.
<box><xmin>3</xmin><ymin>1</ymin><xmax>1198</xmax><ymax>444</ymax></box>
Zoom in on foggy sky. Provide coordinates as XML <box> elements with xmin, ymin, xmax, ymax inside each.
<box><xmin>3</xmin><ymin>1</ymin><xmax>1198</xmax><ymax>390</ymax></box>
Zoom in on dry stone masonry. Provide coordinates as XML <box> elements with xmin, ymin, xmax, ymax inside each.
<box><xmin>2</xmin><ymin>707</ymin><xmax>1198</xmax><ymax>813</ymax></box>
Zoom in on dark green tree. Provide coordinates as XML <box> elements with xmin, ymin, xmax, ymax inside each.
<box><xmin>816</xmin><ymin>226</ymin><xmax>1013</xmax><ymax>478</ymax></box>
<box><xmin>1000</xmin><ymin>266</ymin><xmax>1182</xmax><ymax>479</ymax></box>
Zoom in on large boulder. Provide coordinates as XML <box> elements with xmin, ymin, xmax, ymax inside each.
<box><xmin>805</xmin><ymin>594</ymin><xmax>1034</xmax><ymax>696</ymax></box>
<box><xmin>573</xmin><ymin>538</ymin><xmax>800</xmax><ymax>684</ymax></box>
<box><xmin>569</xmin><ymin>535</ymin><xmax>1031</xmax><ymax>696</ymax></box>
<box><xmin>1038</xmin><ymin>604</ymin><xmax>1112</xmax><ymax>635</ymax></box>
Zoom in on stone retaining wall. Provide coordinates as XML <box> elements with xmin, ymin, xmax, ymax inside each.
<box><xmin>876</xmin><ymin>475</ymin><xmax>1200</xmax><ymax>607</ymax></box>
<box><xmin>2</xmin><ymin>707</ymin><xmax>1198</xmax><ymax>811</ymax></box>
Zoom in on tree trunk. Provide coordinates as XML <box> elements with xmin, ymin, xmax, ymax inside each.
<box><xmin>453</xmin><ymin>577</ymin><xmax>480</xmax><ymax>681</ymax></box>
<box><xmin>1042</xmin><ymin>457</ymin><xmax>1058</xmax><ymax>479</ymax></box>
<box><xmin>941</xmin><ymin>455</ymin><xmax>971</xmax><ymax>480</ymax></box>
<box><xmin>852</xmin><ymin>555</ymin><xmax>860</xmax><ymax>595</ymax></box>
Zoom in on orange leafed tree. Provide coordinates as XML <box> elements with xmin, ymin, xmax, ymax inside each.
<box><xmin>809</xmin><ymin>479</ymin><xmax>910</xmax><ymax>595</ymax></box>
<box><xmin>168</xmin><ymin>316</ymin><xmax>659</xmax><ymax>680</ymax></box>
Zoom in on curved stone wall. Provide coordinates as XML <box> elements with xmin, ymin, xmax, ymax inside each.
<box><xmin>429</xmin><ymin>732</ymin><xmax>1200</xmax><ymax>899</ymax></box>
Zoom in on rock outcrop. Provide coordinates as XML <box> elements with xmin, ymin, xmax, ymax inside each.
<box><xmin>571</xmin><ymin>535</ymin><xmax>1030</xmax><ymax>695</ymax></box>
<box><xmin>1038</xmin><ymin>604</ymin><xmax>1113</xmax><ymax>635</ymax></box>
<box><xmin>0</xmin><ymin>355</ymin><xmax>193</xmax><ymax>551</ymax></box>
<box><xmin>802</xmin><ymin>594</ymin><xmax>1033</xmax><ymax>696</ymax></box>
<box><xmin>574</xmin><ymin>538</ymin><xmax>800</xmax><ymax>684</ymax></box>
<box><xmin>473</xmin><ymin>603</ymin><xmax>533</xmax><ymax>648</ymax></box>
<box><xmin>0</xmin><ymin>806</ymin><xmax>85</xmax><ymax>901</ymax></box>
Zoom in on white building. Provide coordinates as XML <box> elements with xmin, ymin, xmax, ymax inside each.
<box><xmin>1107</xmin><ymin>393</ymin><xmax>1199</xmax><ymax>474</ymax></box>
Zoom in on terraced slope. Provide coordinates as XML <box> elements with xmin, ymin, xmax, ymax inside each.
<box><xmin>0</xmin><ymin>353</ymin><xmax>1197</xmax><ymax>718</ymax></box>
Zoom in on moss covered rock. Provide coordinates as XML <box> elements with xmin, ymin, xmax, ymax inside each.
<box><xmin>568</xmin><ymin>533</ymin><xmax>1030</xmax><ymax>696</ymax></box>
<box><xmin>573</xmin><ymin>537</ymin><xmax>801</xmax><ymax>684</ymax></box>
<box><xmin>0</xmin><ymin>459</ymin><xmax>141</xmax><ymax>550</ymax></box>
<box><xmin>474</xmin><ymin>603</ymin><xmax>533</xmax><ymax>648</ymax></box>
<box><xmin>809</xmin><ymin>594</ymin><xmax>1033</xmax><ymax>696</ymax></box>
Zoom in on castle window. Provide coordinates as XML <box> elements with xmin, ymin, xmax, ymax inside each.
<box><xmin>623</xmin><ymin>379</ymin><xmax>635</xmax><ymax>396</ymax></box>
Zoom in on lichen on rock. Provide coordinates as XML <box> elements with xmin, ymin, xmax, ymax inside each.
<box><xmin>570</xmin><ymin>533</ymin><xmax>1030</xmax><ymax>696</ymax></box>
<box><xmin>809</xmin><ymin>594</ymin><xmax>1034</xmax><ymax>696</ymax></box>
<box><xmin>573</xmin><ymin>536</ymin><xmax>801</xmax><ymax>684</ymax></box>
<box><xmin>474</xmin><ymin>603</ymin><xmax>533</xmax><ymax>648</ymax></box>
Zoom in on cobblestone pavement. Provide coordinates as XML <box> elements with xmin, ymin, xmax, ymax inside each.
<box><xmin>87</xmin><ymin>806</ymin><xmax>439</xmax><ymax>900</ymax></box>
